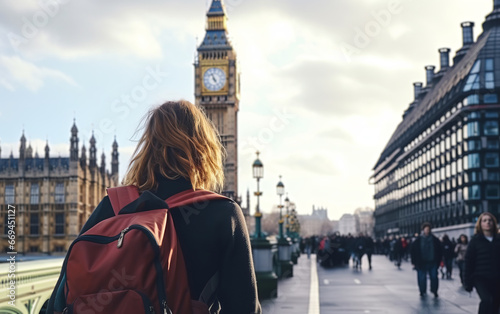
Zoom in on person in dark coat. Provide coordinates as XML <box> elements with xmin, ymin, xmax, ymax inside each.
<box><xmin>393</xmin><ymin>236</ymin><xmax>404</xmax><ymax>269</ymax></box>
<box><xmin>47</xmin><ymin>100</ymin><xmax>261</xmax><ymax>314</ymax></box>
<box><xmin>464</xmin><ymin>212</ymin><xmax>500</xmax><ymax>314</ymax></box>
<box><xmin>455</xmin><ymin>234</ymin><xmax>469</xmax><ymax>287</ymax></box>
<box><xmin>352</xmin><ymin>234</ymin><xmax>366</xmax><ymax>269</ymax></box>
<box><xmin>410</xmin><ymin>222</ymin><xmax>443</xmax><ymax>298</ymax></box>
<box><xmin>364</xmin><ymin>235</ymin><xmax>374</xmax><ymax>270</ymax></box>
<box><xmin>441</xmin><ymin>234</ymin><xmax>455</xmax><ymax>279</ymax></box>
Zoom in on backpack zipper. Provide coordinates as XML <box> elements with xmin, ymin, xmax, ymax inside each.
<box><xmin>117</xmin><ymin>227</ymin><xmax>131</xmax><ymax>248</ymax></box>
<box><xmin>163</xmin><ymin>299</ymin><xmax>172</xmax><ymax>314</ymax></box>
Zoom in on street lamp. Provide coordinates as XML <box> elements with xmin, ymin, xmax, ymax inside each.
<box><xmin>289</xmin><ymin>202</ymin><xmax>300</xmax><ymax>263</ymax></box>
<box><xmin>275</xmin><ymin>176</ymin><xmax>293</xmax><ymax>278</ymax></box>
<box><xmin>276</xmin><ymin>176</ymin><xmax>284</xmax><ymax>239</ymax></box>
<box><xmin>252</xmin><ymin>151</ymin><xmax>263</xmax><ymax>238</ymax></box>
<box><xmin>284</xmin><ymin>194</ymin><xmax>290</xmax><ymax>237</ymax></box>
<box><xmin>250</xmin><ymin>151</ymin><xmax>278</xmax><ymax>299</ymax></box>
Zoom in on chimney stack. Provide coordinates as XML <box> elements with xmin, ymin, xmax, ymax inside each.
<box><xmin>439</xmin><ymin>48</ymin><xmax>451</xmax><ymax>70</ymax></box>
<box><xmin>425</xmin><ymin>66</ymin><xmax>435</xmax><ymax>86</ymax></box>
<box><xmin>413</xmin><ymin>82</ymin><xmax>423</xmax><ymax>100</ymax></box>
<box><xmin>461</xmin><ymin>22</ymin><xmax>474</xmax><ymax>46</ymax></box>
<box><xmin>454</xmin><ymin>22</ymin><xmax>475</xmax><ymax>64</ymax></box>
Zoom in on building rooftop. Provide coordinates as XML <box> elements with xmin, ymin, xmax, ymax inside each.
<box><xmin>374</xmin><ymin>2</ymin><xmax>500</xmax><ymax>172</ymax></box>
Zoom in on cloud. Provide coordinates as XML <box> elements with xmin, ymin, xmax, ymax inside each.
<box><xmin>277</xmin><ymin>153</ymin><xmax>340</xmax><ymax>177</ymax></box>
<box><xmin>0</xmin><ymin>78</ymin><xmax>15</xmax><ymax>91</ymax></box>
<box><xmin>0</xmin><ymin>55</ymin><xmax>77</xmax><ymax>91</ymax></box>
<box><xmin>317</xmin><ymin>127</ymin><xmax>354</xmax><ymax>142</ymax></box>
<box><xmin>0</xmin><ymin>1</ymin><xmax>205</xmax><ymax>59</ymax></box>
<box><xmin>270</xmin><ymin>56</ymin><xmax>410</xmax><ymax>117</ymax></box>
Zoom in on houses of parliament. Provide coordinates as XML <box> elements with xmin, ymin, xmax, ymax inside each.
<box><xmin>0</xmin><ymin>122</ymin><xmax>119</xmax><ymax>254</ymax></box>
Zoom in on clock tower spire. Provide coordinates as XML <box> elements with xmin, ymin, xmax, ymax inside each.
<box><xmin>195</xmin><ymin>0</ymin><xmax>240</xmax><ymax>201</ymax></box>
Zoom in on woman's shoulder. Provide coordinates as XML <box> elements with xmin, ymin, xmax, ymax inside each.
<box><xmin>205</xmin><ymin>196</ymin><xmax>243</xmax><ymax>217</ymax></box>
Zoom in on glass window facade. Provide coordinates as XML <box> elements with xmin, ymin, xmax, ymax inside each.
<box><xmin>485</xmin><ymin>153</ymin><xmax>499</xmax><ymax>167</ymax></box>
<box><xmin>470</xmin><ymin>185</ymin><xmax>481</xmax><ymax>199</ymax></box>
<box><xmin>468</xmin><ymin>153</ymin><xmax>481</xmax><ymax>168</ymax></box>
<box><xmin>463</xmin><ymin>60</ymin><xmax>481</xmax><ymax>92</ymax></box>
<box><xmin>5</xmin><ymin>185</ymin><xmax>14</xmax><ymax>204</ymax></box>
<box><xmin>484</xmin><ymin>94</ymin><xmax>498</xmax><ymax>103</ymax></box>
<box><xmin>467</xmin><ymin>122</ymin><xmax>480</xmax><ymax>137</ymax></box>
<box><xmin>55</xmin><ymin>183</ymin><xmax>65</xmax><ymax>204</ymax></box>
<box><xmin>485</xmin><ymin>58</ymin><xmax>495</xmax><ymax>90</ymax></box>
<box><xmin>486</xmin><ymin>185</ymin><xmax>500</xmax><ymax>199</ymax></box>
<box><xmin>4</xmin><ymin>214</ymin><xmax>9</xmax><ymax>235</ymax></box>
<box><xmin>30</xmin><ymin>213</ymin><xmax>39</xmax><ymax>235</ymax></box>
<box><xmin>484</xmin><ymin>121</ymin><xmax>499</xmax><ymax>135</ymax></box>
<box><xmin>30</xmin><ymin>183</ymin><xmax>39</xmax><ymax>204</ymax></box>
<box><xmin>55</xmin><ymin>213</ymin><xmax>65</xmax><ymax>235</ymax></box>
<box><xmin>374</xmin><ymin>54</ymin><xmax>500</xmax><ymax>237</ymax></box>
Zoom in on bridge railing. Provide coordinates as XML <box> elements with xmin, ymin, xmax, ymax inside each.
<box><xmin>0</xmin><ymin>257</ymin><xmax>64</xmax><ymax>314</ymax></box>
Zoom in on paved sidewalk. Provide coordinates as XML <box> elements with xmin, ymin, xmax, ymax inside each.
<box><xmin>261</xmin><ymin>254</ymin><xmax>313</xmax><ymax>314</ymax></box>
<box><xmin>318</xmin><ymin>255</ymin><xmax>480</xmax><ymax>314</ymax></box>
<box><xmin>260</xmin><ymin>254</ymin><xmax>481</xmax><ymax>314</ymax></box>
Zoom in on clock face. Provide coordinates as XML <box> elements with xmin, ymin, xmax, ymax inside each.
<box><xmin>203</xmin><ymin>67</ymin><xmax>226</xmax><ymax>91</ymax></box>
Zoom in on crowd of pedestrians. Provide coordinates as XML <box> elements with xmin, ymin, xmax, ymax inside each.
<box><xmin>303</xmin><ymin>211</ymin><xmax>500</xmax><ymax>314</ymax></box>
<box><xmin>301</xmin><ymin>233</ymin><xmax>374</xmax><ymax>269</ymax></box>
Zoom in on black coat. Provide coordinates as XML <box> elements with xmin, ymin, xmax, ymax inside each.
<box><xmin>442</xmin><ymin>238</ymin><xmax>455</xmax><ymax>260</ymax></box>
<box><xmin>410</xmin><ymin>234</ymin><xmax>443</xmax><ymax>269</ymax></box>
<box><xmin>464</xmin><ymin>233</ymin><xmax>500</xmax><ymax>289</ymax></box>
<box><xmin>48</xmin><ymin>177</ymin><xmax>261</xmax><ymax>314</ymax></box>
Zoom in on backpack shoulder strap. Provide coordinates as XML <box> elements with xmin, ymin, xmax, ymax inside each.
<box><xmin>106</xmin><ymin>185</ymin><xmax>140</xmax><ymax>216</ymax></box>
<box><xmin>166</xmin><ymin>189</ymin><xmax>229</xmax><ymax>208</ymax></box>
<box><xmin>199</xmin><ymin>271</ymin><xmax>219</xmax><ymax>304</ymax></box>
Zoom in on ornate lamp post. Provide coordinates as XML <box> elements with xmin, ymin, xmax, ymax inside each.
<box><xmin>252</xmin><ymin>152</ymin><xmax>264</xmax><ymax>238</ymax></box>
<box><xmin>284</xmin><ymin>194</ymin><xmax>290</xmax><ymax>237</ymax></box>
<box><xmin>276</xmin><ymin>176</ymin><xmax>293</xmax><ymax>278</ymax></box>
<box><xmin>276</xmin><ymin>176</ymin><xmax>284</xmax><ymax>240</ymax></box>
<box><xmin>289</xmin><ymin>202</ymin><xmax>300</xmax><ymax>263</ymax></box>
<box><xmin>250</xmin><ymin>151</ymin><xmax>278</xmax><ymax>299</ymax></box>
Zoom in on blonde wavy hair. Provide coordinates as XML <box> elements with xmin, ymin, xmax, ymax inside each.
<box><xmin>474</xmin><ymin>212</ymin><xmax>499</xmax><ymax>235</ymax></box>
<box><xmin>123</xmin><ymin>100</ymin><xmax>225</xmax><ymax>192</ymax></box>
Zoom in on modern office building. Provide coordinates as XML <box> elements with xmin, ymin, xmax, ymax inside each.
<box><xmin>372</xmin><ymin>1</ymin><xmax>500</xmax><ymax>238</ymax></box>
<box><xmin>194</xmin><ymin>0</ymin><xmax>240</xmax><ymax>200</ymax></box>
<box><xmin>0</xmin><ymin>122</ymin><xmax>119</xmax><ymax>253</ymax></box>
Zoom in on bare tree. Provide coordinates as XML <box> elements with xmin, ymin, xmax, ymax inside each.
<box><xmin>261</xmin><ymin>212</ymin><xmax>280</xmax><ymax>236</ymax></box>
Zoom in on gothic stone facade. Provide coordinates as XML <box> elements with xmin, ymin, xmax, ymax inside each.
<box><xmin>0</xmin><ymin>122</ymin><xmax>118</xmax><ymax>254</ymax></box>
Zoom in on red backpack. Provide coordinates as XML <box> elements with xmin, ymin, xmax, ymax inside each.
<box><xmin>61</xmin><ymin>186</ymin><xmax>227</xmax><ymax>314</ymax></box>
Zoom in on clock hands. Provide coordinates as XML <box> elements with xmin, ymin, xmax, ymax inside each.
<box><xmin>204</xmin><ymin>68</ymin><xmax>225</xmax><ymax>91</ymax></box>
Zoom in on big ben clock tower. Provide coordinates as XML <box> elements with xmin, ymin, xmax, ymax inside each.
<box><xmin>195</xmin><ymin>0</ymin><xmax>240</xmax><ymax>200</ymax></box>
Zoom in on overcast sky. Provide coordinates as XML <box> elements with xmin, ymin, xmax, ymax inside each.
<box><xmin>0</xmin><ymin>0</ymin><xmax>494</xmax><ymax>220</ymax></box>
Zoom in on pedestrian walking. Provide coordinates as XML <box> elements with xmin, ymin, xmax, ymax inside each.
<box><xmin>464</xmin><ymin>212</ymin><xmax>500</xmax><ymax>314</ymax></box>
<box><xmin>364</xmin><ymin>235</ymin><xmax>374</xmax><ymax>270</ymax></box>
<box><xmin>305</xmin><ymin>236</ymin><xmax>312</xmax><ymax>259</ymax></box>
<box><xmin>410</xmin><ymin>222</ymin><xmax>443</xmax><ymax>298</ymax></box>
<box><xmin>441</xmin><ymin>234</ymin><xmax>455</xmax><ymax>279</ymax></box>
<box><xmin>353</xmin><ymin>234</ymin><xmax>366</xmax><ymax>270</ymax></box>
<box><xmin>454</xmin><ymin>234</ymin><xmax>468</xmax><ymax>287</ymax></box>
<box><xmin>393</xmin><ymin>236</ymin><xmax>404</xmax><ymax>269</ymax></box>
<box><xmin>401</xmin><ymin>236</ymin><xmax>409</xmax><ymax>261</ymax></box>
<box><xmin>47</xmin><ymin>100</ymin><xmax>261</xmax><ymax>313</ymax></box>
